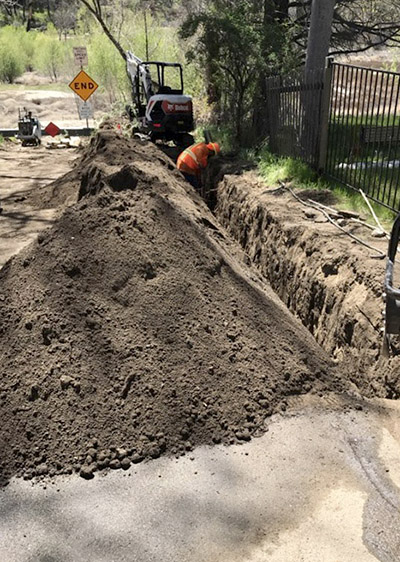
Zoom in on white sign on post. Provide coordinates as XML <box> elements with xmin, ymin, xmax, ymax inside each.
<box><xmin>79</xmin><ymin>101</ymin><xmax>93</xmax><ymax>120</ymax></box>
<box><xmin>73</xmin><ymin>46</ymin><xmax>88</xmax><ymax>67</ymax></box>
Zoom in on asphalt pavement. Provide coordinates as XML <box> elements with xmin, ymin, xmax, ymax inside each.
<box><xmin>1</xmin><ymin>396</ymin><xmax>400</xmax><ymax>562</ymax></box>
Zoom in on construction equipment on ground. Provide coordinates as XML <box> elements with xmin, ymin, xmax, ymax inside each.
<box><xmin>16</xmin><ymin>108</ymin><xmax>42</xmax><ymax>146</ymax></box>
<box><xmin>126</xmin><ymin>51</ymin><xmax>194</xmax><ymax>147</ymax></box>
<box><xmin>383</xmin><ymin>212</ymin><xmax>400</xmax><ymax>354</ymax></box>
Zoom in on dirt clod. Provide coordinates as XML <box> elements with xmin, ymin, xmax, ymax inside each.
<box><xmin>80</xmin><ymin>465</ymin><xmax>95</xmax><ymax>480</ymax></box>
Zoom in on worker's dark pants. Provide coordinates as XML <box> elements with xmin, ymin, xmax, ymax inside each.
<box><xmin>183</xmin><ymin>173</ymin><xmax>200</xmax><ymax>190</ymax></box>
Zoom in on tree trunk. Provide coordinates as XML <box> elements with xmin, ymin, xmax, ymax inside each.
<box><xmin>26</xmin><ymin>1</ymin><xmax>33</xmax><ymax>32</ymax></box>
<box><xmin>274</xmin><ymin>0</ymin><xmax>289</xmax><ymax>22</ymax></box>
<box><xmin>253</xmin><ymin>0</ymin><xmax>290</xmax><ymax>141</ymax></box>
<box><xmin>96</xmin><ymin>14</ymin><xmax>127</xmax><ymax>62</ymax></box>
<box><xmin>302</xmin><ymin>0</ymin><xmax>336</xmax><ymax>165</ymax></box>
<box><xmin>235</xmin><ymin>87</ymin><xmax>245</xmax><ymax>145</ymax></box>
<box><xmin>204</xmin><ymin>25</ymin><xmax>221</xmax><ymax>109</ymax></box>
<box><xmin>305</xmin><ymin>0</ymin><xmax>336</xmax><ymax>73</ymax></box>
<box><xmin>78</xmin><ymin>0</ymin><xmax>127</xmax><ymax>62</ymax></box>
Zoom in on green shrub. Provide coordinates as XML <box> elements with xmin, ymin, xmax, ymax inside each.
<box><xmin>0</xmin><ymin>26</ymin><xmax>28</xmax><ymax>82</ymax></box>
<box><xmin>0</xmin><ymin>42</ymin><xmax>25</xmax><ymax>83</ymax></box>
<box><xmin>0</xmin><ymin>26</ymin><xmax>39</xmax><ymax>74</ymax></box>
<box><xmin>19</xmin><ymin>30</ymin><xmax>38</xmax><ymax>71</ymax></box>
<box><xmin>194</xmin><ymin>124</ymin><xmax>236</xmax><ymax>152</ymax></box>
<box><xmin>34</xmin><ymin>33</ymin><xmax>67</xmax><ymax>81</ymax></box>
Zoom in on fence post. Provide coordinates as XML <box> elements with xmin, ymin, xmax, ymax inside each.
<box><xmin>318</xmin><ymin>56</ymin><xmax>334</xmax><ymax>173</ymax></box>
<box><xmin>265</xmin><ymin>76</ymin><xmax>280</xmax><ymax>154</ymax></box>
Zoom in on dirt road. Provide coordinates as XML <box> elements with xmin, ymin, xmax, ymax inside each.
<box><xmin>0</xmin><ymin>73</ymin><xmax>107</xmax><ymax>130</ymax></box>
<box><xmin>0</xmin><ymin>142</ymin><xmax>79</xmax><ymax>267</ymax></box>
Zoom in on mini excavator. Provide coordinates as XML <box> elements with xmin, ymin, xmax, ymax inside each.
<box><xmin>384</xmin><ymin>213</ymin><xmax>400</xmax><ymax>355</ymax></box>
<box><xmin>126</xmin><ymin>51</ymin><xmax>194</xmax><ymax>147</ymax></box>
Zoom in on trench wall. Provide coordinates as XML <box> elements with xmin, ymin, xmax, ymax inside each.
<box><xmin>215</xmin><ymin>174</ymin><xmax>389</xmax><ymax>396</ymax></box>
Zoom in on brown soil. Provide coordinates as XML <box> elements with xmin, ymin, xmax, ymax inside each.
<box><xmin>26</xmin><ymin>121</ymin><xmax>172</xmax><ymax>209</ymax></box>
<box><xmin>215</xmin><ymin>172</ymin><xmax>400</xmax><ymax>397</ymax></box>
<box><xmin>0</xmin><ymin>140</ymin><xmax>79</xmax><ymax>268</ymax></box>
<box><xmin>0</xmin><ymin>128</ymin><xmax>349</xmax><ymax>486</ymax></box>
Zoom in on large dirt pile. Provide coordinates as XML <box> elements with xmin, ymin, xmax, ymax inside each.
<box><xmin>30</xmin><ymin>121</ymin><xmax>178</xmax><ymax>209</ymax></box>
<box><xmin>0</xmin><ymin>130</ymin><xmax>347</xmax><ymax>485</ymax></box>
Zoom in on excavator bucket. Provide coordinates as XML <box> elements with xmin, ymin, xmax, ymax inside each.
<box><xmin>383</xmin><ymin>213</ymin><xmax>400</xmax><ymax>353</ymax></box>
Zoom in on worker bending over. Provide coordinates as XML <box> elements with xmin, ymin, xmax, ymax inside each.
<box><xmin>177</xmin><ymin>141</ymin><xmax>221</xmax><ymax>189</ymax></box>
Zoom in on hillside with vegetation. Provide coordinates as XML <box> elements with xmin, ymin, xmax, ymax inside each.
<box><xmin>0</xmin><ymin>0</ymin><xmax>399</xmax><ymax>144</ymax></box>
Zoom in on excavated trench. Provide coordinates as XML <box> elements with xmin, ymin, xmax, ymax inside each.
<box><xmin>1</xmin><ymin>128</ymin><xmax>398</xmax><ymax>487</ymax></box>
<box><xmin>1</xmin><ymin>129</ymin><xmax>349</xmax><ymax>486</ymax></box>
<box><xmin>204</xmin><ymin>160</ymin><xmax>400</xmax><ymax>399</ymax></box>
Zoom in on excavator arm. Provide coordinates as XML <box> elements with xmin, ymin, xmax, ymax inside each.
<box><xmin>126</xmin><ymin>51</ymin><xmax>155</xmax><ymax>103</ymax></box>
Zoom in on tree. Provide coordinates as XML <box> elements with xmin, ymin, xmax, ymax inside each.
<box><xmin>330</xmin><ymin>0</ymin><xmax>400</xmax><ymax>55</ymax></box>
<box><xmin>0</xmin><ymin>0</ymin><xmax>19</xmax><ymax>18</ymax></box>
<box><xmin>0</xmin><ymin>0</ymin><xmax>64</xmax><ymax>29</ymax></box>
<box><xmin>53</xmin><ymin>1</ymin><xmax>77</xmax><ymax>39</ymax></box>
<box><xmin>290</xmin><ymin>0</ymin><xmax>400</xmax><ymax>59</ymax></box>
<box><xmin>180</xmin><ymin>0</ymin><xmax>297</xmax><ymax>143</ymax></box>
<box><xmin>75</xmin><ymin>0</ymin><xmax>127</xmax><ymax>61</ymax></box>
<box><xmin>137</xmin><ymin>0</ymin><xmax>172</xmax><ymax>60</ymax></box>
<box><xmin>74</xmin><ymin>0</ymin><xmax>175</xmax><ymax>64</ymax></box>
<box><xmin>180</xmin><ymin>0</ymin><xmax>264</xmax><ymax>144</ymax></box>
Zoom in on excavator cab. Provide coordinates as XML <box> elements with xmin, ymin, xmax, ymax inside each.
<box><xmin>126</xmin><ymin>52</ymin><xmax>194</xmax><ymax>146</ymax></box>
<box><xmin>383</xmin><ymin>213</ymin><xmax>400</xmax><ymax>354</ymax></box>
<box><xmin>151</xmin><ymin>62</ymin><xmax>184</xmax><ymax>95</ymax></box>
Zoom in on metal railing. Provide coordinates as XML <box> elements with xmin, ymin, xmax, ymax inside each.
<box><xmin>326</xmin><ymin>62</ymin><xmax>400</xmax><ymax>211</ymax></box>
<box><xmin>265</xmin><ymin>59</ymin><xmax>400</xmax><ymax>212</ymax></box>
<box><xmin>265</xmin><ymin>70</ymin><xmax>325</xmax><ymax>169</ymax></box>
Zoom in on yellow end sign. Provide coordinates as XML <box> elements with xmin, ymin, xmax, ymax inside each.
<box><xmin>69</xmin><ymin>70</ymin><xmax>98</xmax><ymax>102</ymax></box>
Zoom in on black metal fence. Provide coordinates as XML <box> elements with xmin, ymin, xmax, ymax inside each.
<box><xmin>265</xmin><ymin>69</ymin><xmax>325</xmax><ymax>169</ymax></box>
<box><xmin>265</xmin><ymin>59</ymin><xmax>400</xmax><ymax>212</ymax></box>
<box><xmin>326</xmin><ymin>62</ymin><xmax>400</xmax><ymax>211</ymax></box>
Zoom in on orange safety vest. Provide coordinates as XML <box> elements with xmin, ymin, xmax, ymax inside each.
<box><xmin>177</xmin><ymin>142</ymin><xmax>211</xmax><ymax>177</ymax></box>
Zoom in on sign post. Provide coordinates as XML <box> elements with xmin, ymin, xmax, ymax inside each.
<box><xmin>69</xmin><ymin>69</ymin><xmax>98</xmax><ymax>130</ymax></box>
